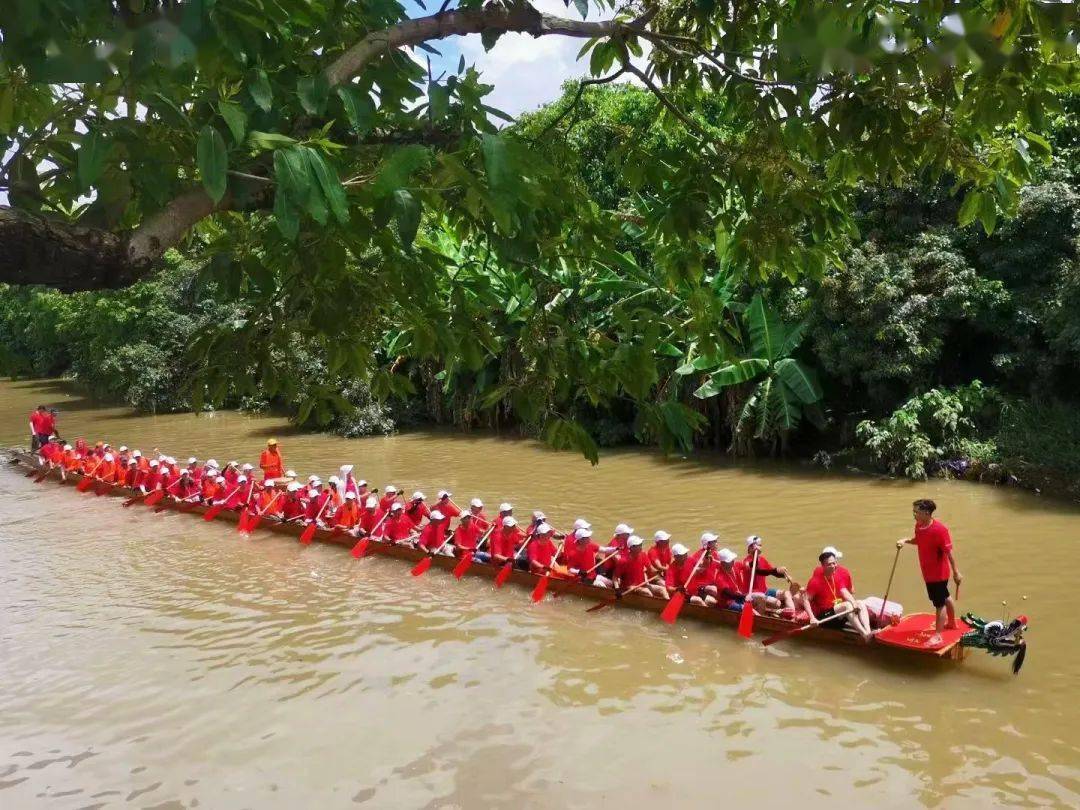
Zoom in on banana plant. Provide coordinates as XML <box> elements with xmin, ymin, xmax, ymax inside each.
<box><xmin>681</xmin><ymin>294</ymin><xmax>824</xmax><ymax>453</ymax></box>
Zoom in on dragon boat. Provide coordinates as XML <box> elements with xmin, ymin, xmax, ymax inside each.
<box><xmin>9</xmin><ymin>449</ymin><xmax>1028</xmax><ymax>673</ymax></box>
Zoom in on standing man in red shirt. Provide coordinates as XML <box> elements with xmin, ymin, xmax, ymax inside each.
<box><xmin>29</xmin><ymin>405</ymin><xmax>51</xmax><ymax>450</ymax></box>
<box><xmin>259</xmin><ymin>439</ymin><xmax>284</xmax><ymax>481</ymax></box>
<box><xmin>898</xmin><ymin>499</ymin><xmax>963</xmax><ymax>647</ymax></box>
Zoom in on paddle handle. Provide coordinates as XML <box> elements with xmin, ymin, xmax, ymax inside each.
<box><xmin>879</xmin><ymin>546</ymin><xmax>902</xmax><ymax>622</ymax></box>
<box><xmin>745</xmin><ymin>548</ymin><xmax>760</xmax><ymax>598</ymax></box>
<box><xmin>215</xmin><ymin>483</ymin><xmax>242</xmax><ymax>505</ymax></box>
<box><xmin>254</xmin><ymin>491</ymin><xmax>283</xmax><ymax>517</ymax></box>
<box><xmin>620</xmin><ymin>574</ymin><xmax>661</xmax><ymax>598</ymax></box>
<box><xmin>582</xmin><ymin>550</ymin><xmax>620</xmax><ymax>576</ymax></box>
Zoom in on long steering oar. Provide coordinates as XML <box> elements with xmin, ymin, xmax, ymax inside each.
<box><xmin>530</xmin><ymin>539</ymin><xmax>568</xmax><ymax>603</ymax></box>
<box><xmin>350</xmin><ymin>512</ymin><xmax>391</xmax><ymax>559</ymax></box>
<box><xmin>586</xmin><ymin>574</ymin><xmax>662</xmax><ymax>613</ymax></box>
<box><xmin>660</xmin><ymin>553</ymin><xmax>706</xmax><ymax>624</ymax></box>
<box><xmin>879</xmin><ymin>545</ymin><xmax>903</xmax><ymax>623</ymax></box>
<box><xmin>737</xmin><ymin>549</ymin><xmax>760</xmax><ymax>638</ymax></box>
<box><xmin>300</xmin><ymin>495</ymin><xmax>333</xmax><ymax>545</ymax></box>
<box><xmin>411</xmin><ymin>530</ymin><xmax>456</xmax><ymax>576</ymax></box>
<box><xmin>452</xmin><ymin>525</ymin><xmax>495</xmax><ymax>579</ymax></box>
<box><xmin>203</xmin><ymin>484</ymin><xmax>242</xmax><ymax>521</ymax></box>
<box><xmin>75</xmin><ymin>459</ymin><xmax>104</xmax><ymax>492</ymax></box>
<box><xmin>761</xmin><ymin>603</ymin><xmax>855</xmax><ymax>647</ymax></box>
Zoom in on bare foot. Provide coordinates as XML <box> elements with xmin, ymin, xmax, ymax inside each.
<box><xmin>944</xmin><ymin>621</ymin><xmax>957</xmax><ymax>630</ymax></box>
<box><xmin>926</xmin><ymin>633</ymin><xmax>944</xmax><ymax>647</ymax></box>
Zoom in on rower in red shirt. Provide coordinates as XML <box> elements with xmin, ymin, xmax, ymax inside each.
<box><xmin>201</xmin><ymin>474</ymin><xmax>223</xmax><ymax>503</ymax></box>
<box><xmin>222</xmin><ymin>461</ymin><xmax>239</xmax><ymax>488</ymax></box>
<box><xmin>526</xmin><ymin>523</ymin><xmax>560</xmax><ymax>575</ymax></box>
<box><xmin>281</xmin><ymin>483</ymin><xmax>307</xmax><ymax>522</ymax></box>
<box><xmin>712</xmin><ymin>548</ymin><xmax>753</xmax><ymax>610</ymax></box>
<box><xmin>96</xmin><ymin>452</ymin><xmax>117</xmax><ymax>483</ymax></box>
<box><xmin>561</xmin><ymin>529</ymin><xmax>601</xmax><ymax>582</ymax></box>
<box><xmin>379</xmin><ymin>485</ymin><xmax>400</xmax><ymax>513</ymax></box>
<box><xmin>417</xmin><ymin>510</ymin><xmax>450</xmax><ymax>552</ymax></box>
<box><xmin>801</xmin><ymin>547</ymin><xmax>873</xmax><ymax>642</ymax></box>
<box><xmin>662</xmin><ymin>544</ymin><xmax>698</xmax><ymax>601</ymax></box>
<box><xmin>29</xmin><ymin>405</ymin><xmax>50</xmax><ymax>450</ymax></box>
<box><xmin>490</xmin><ymin>516</ymin><xmax>525</xmax><ymax>568</ymax></box>
<box><xmin>450</xmin><ymin>512</ymin><xmax>484</xmax><ymax>556</ymax></box>
<box><xmin>226</xmin><ymin>475</ymin><xmax>253</xmax><ymax>508</ymax></box>
<box><xmin>898</xmin><ymin>498</ymin><xmax>964</xmax><ymax>647</ymax></box>
<box><xmin>124</xmin><ymin>458</ymin><xmax>140</xmax><ymax>488</ymax></box>
<box><xmin>404</xmin><ymin>491</ymin><xmax>430</xmax><ymax>527</ymax></box>
<box><xmin>609</xmin><ymin>536</ymin><xmax>664</xmax><ymax>596</ymax></box>
<box><xmin>598</xmin><ymin>523</ymin><xmax>633</xmax><ymax>576</ymax></box>
<box><xmin>435</xmin><ymin>491</ymin><xmax>460</xmax><ymax>518</ymax></box>
<box><xmin>683</xmin><ymin>532</ymin><xmax>721</xmax><ymax>603</ymax></box>
<box><xmin>381</xmin><ymin>502</ymin><xmax>415</xmax><ymax>544</ymax></box>
<box><xmin>334</xmin><ymin>491</ymin><xmax>361</xmax><ymax>530</ymax></box>
<box><xmin>173</xmin><ymin>470</ymin><xmax>199</xmax><ymax>501</ymax></box>
<box><xmin>467</xmin><ymin>498</ymin><xmax>490</xmax><ymax>530</ymax></box>
<box><xmin>647</xmin><ymin>531</ymin><xmax>674</xmax><ymax>579</ymax></box>
<box><xmin>743</xmin><ymin>535</ymin><xmax>795</xmax><ymax>613</ymax></box>
<box><xmin>358</xmin><ymin>496</ymin><xmax>385</xmax><ymax>535</ymax></box>
<box><xmin>255</xmin><ymin>481</ymin><xmax>283</xmax><ymax>517</ymax></box>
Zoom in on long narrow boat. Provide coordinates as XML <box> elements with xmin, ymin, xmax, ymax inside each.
<box><xmin>10</xmin><ymin>450</ymin><xmax>1029</xmax><ymax>671</ymax></box>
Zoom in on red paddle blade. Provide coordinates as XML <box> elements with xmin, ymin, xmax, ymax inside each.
<box><xmin>300</xmin><ymin>523</ymin><xmax>317</xmax><ymax>545</ymax></box>
<box><xmin>203</xmin><ymin>504</ymin><xmax>224</xmax><ymax>521</ymax></box>
<box><xmin>144</xmin><ymin>489</ymin><xmax>165</xmax><ymax>506</ymax></box>
<box><xmin>246</xmin><ymin>516</ymin><xmax>262</xmax><ymax>533</ymax></box>
<box><xmin>737</xmin><ymin>601</ymin><xmax>755</xmax><ymax>638</ymax></box>
<box><xmin>76</xmin><ymin>476</ymin><xmax>95</xmax><ymax>492</ymax></box>
<box><xmin>531</xmin><ymin>575</ymin><xmax>550</xmax><ymax>603</ymax></box>
<box><xmin>236</xmin><ymin>508</ymin><xmax>251</xmax><ymax>532</ymax></box>
<box><xmin>410</xmin><ymin>556</ymin><xmax>433</xmax><ymax>576</ymax></box>
<box><xmin>660</xmin><ymin>592</ymin><xmax>686</xmax><ymax>624</ymax></box>
<box><xmin>452</xmin><ymin>552</ymin><xmax>474</xmax><ymax>579</ymax></box>
<box><xmin>494</xmin><ymin>562</ymin><xmax>513</xmax><ymax>588</ymax></box>
<box><xmin>350</xmin><ymin>537</ymin><xmax>370</xmax><ymax>559</ymax></box>
<box><xmin>761</xmin><ymin>627</ymin><xmax>800</xmax><ymax>647</ymax></box>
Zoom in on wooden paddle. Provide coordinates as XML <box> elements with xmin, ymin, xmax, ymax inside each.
<box><xmin>350</xmin><ymin>512</ymin><xmax>391</xmax><ymax>559</ymax></box>
<box><xmin>33</xmin><ymin>464</ymin><xmax>55</xmax><ymax>483</ymax></box>
<box><xmin>660</xmin><ymin>553</ymin><xmax>705</xmax><ymax>624</ymax></box>
<box><xmin>76</xmin><ymin>459</ymin><xmax>104</xmax><ymax>492</ymax></box>
<box><xmin>880</xmin><ymin>545</ymin><xmax>903</xmax><ymax>622</ymax></box>
<box><xmin>203</xmin><ymin>484</ymin><xmax>242</xmax><ymax>521</ymax></box>
<box><xmin>244</xmin><ymin>492</ymin><xmax>283</xmax><ymax>534</ymax></box>
<box><xmin>235</xmin><ymin>479</ymin><xmax>258</xmax><ymax>532</ymax></box>
<box><xmin>761</xmin><ymin>603</ymin><xmax>855</xmax><ymax>647</ymax></box>
<box><xmin>300</xmin><ymin>495</ymin><xmax>333</xmax><ymax>545</ymax></box>
<box><xmin>494</xmin><ymin>532</ymin><xmax>531</xmax><ymax>588</ymax></box>
<box><xmin>586</xmin><ymin>574</ymin><xmax>662</xmax><ymax>612</ymax></box>
<box><xmin>530</xmin><ymin>539</ymin><xmax>567</xmax><ymax>602</ymax></box>
<box><xmin>411</xmin><ymin>528</ymin><xmax>455</xmax><ymax>576</ymax></box>
<box><xmin>737</xmin><ymin>549</ymin><xmax>760</xmax><ymax>638</ymax></box>
<box><xmin>452</xmin><ymin>525</ymin><xmax>495</xmax><ymax>579</ymax></box>
<box><xmin>143</xmin><ymin>475</ymin><xmax>178</xmax><ymax>507</ymax></box>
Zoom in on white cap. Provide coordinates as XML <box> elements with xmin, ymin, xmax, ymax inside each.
<box><xmin>821</xmin><ymin>546</ymin><xmax>843</xmax><ymax>559</ymax></box>
<box><xmin>386</xmin><ymin>485</ymin><xmax>398</xmax><ymax>493</ymax></box>
<box><xmin>128</xmin><ymin>458</ymin><xmax>137</xmax><ymax>465</ymax></box>
<box><xmin>470</xmin><ymin>498</ymin><xmax>483</xmax><ymax>508</ymax></box>
<box><xmin>578</xmin><ymin>528</ymin><xmax>593</xmax><ymax>539</ymax></box>
<box><xmin>411</xmin><ymin>491</ymin><xmax>425</xmax><ymax>500</ymax></box>
<box><xmin>188</xmin><ymin>457</ymin><xmax>197</xmax><ymax>464</ymax></box>
<box><xmin>307</xmin><ymin>488</ymin><xmax>319</xmax><ymax>498</ymax></box>
<box><xmin>340</xmin><ymin>464</ymin><xmax>353</xmax><ymax>474</ymax></box>
<box><xmin>498</xmin><ymin>502</ymin><xmax>513</xmax><ymax>512</ymax></box>
<box><xmin>104</xmin><ymin>453</ymin><xmax>114</xmax><ymax>461</ymax></box>
<box><xmin>166</xmin><ymin>457</ymin><xmax>176</xmax><ymax>465</ymax></box>
<box><xmin>438</xmin><ymin>490</ymin><xmax>451</xmax><ymax>499</ymax></box>
<box><xmin>672</xmin><ymin>543</ymin><xmax>689</xmax><ymax>556</ymax></box>
<box><xmin>535</xmin><ymin>522</ymin><xmax>553</xmax><ymax>534</ymax></box>
<box><xmin>149</xmin><ymin>459</ymin><xmax>159</xmax><ymax>467</ymax></box>
<box><xmin>746</xmin><ymin>535</ymin><xmax>762</xmax><ymax>548</ymax></box>
<box><xmin>133</xmin><ymin>450</ymin><xmax>142</xmax><ymax>457</ymax></box>
<box><xmin>700</xmin><ymin>532</ymin><xmax>719</xmax><ymax>546</ymax></box>
<box><xmin>285</xmin><ymin>469</ymin><xmax>297</xmax><ymax>478</ymax></box>
<box><xmin>216</xmin><ymin>475</ymin><xmax>226</xmax><ymax>482</ymax></box>
<box><xmin>573</xmin><ymin>518</ymin><xmax>591</xmax><ymax>530</ymax></box>
<box><xmin>357</xmin><ymin>479</ymin><xmax>368</xmax><ymax>487</ymax></box>
<box><xmin>533</xmin><ymin>510</ymin><xmax>546</xmax><ymax>520</ymax></box>
<box><xmin>390</xmin><ymin>502</ymin><xmax>404</xmax><ymax>511</ymax></box>
<box><xmin>345</xmin><ymin>491</ymin><xmax>357</xmax><ymax>500</ymax></box>
<box><xmin>287</xmin><ymin>482</ymin><xmax>301</xmax><ymax>492</ymax></box>
<box><xmin>308</xmin><ymin>474</ymin><xmax>319</xmax><ymax>482</ymax></box>
<box><xmin>237</xmin><ymin>474</ymin><xmax>248</xmax><ymax>482</ymax></box>
<box><xmin>242</xmin><ymin>463</ymin><xmax>253</xmax><ymax>471</ymax></box>
<box><xmin>227</xmin><ymin>460</ymin><xmax>238</xmax><ymax>467</ymax></box>
<box><xmin>628</xmin><ymin>535</ymin><xmax>644</xmax><ymax>548</ymax></box>
<box><xmin>64</xmin><ymin>444</ymin><xmax>72</xmax><ymax>451</ymax></box>
<box><xmin>365</xmin><ymin>496</ymin><xmax>377</xmax><ymax>508</ymax></box>
<box><xmin>654</xmin><ymin>530</ymin><xmax>672</xmax><ymax>542</ymax></box>
<box><xmin>614</xmin><ymin>523</ymin><xmax>633</xmax><ymax>535</ymax></box>
<box><xmin>207</xmin><ymin>459</ymin><xmax>218</xmax><ymax>468</ymax></box>
<box><xmin>310</xmin><ymin>478</ymin><xmax>321</xmax><ymax>486</ymax></box>
<box><xmin>263</xmin><ymin>479</ymin><xmax>275</xmax><ymax>487</ymax></box>
<box><xmin>717</xmin><ymin>548</ymin><xmax>738</xmax><ymax>564</ymax></box>
<box><xmin>502</xmin><ymin>516</ymin><xmax>517</xmax><ymax>527</ymax></box>
<box><xmin>328</xmin><ymin>475</ymin><xmax>340</xmax><ymax>485</ymax></box>
<box><xmin>430</xmin><ymin>509</ymin><xmax>445</xmax><ymax>520</ymax></box>
<box><xmin>119</xmin><ymin>446</ymin><xmax>128</xmax><ymax>452</ymax></box>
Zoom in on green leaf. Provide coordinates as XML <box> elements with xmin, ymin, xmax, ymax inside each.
<box><xmin>428</xmin><ymin>82</ymin><xmax>450</xmax><ymax>120</ymax></box>
<box><xmin>957</xmin><ymin>189</ymin><xmax>984</xmax><ymax>228</ymax></box>
<box><xmin>273</xmin><ymin>147</ymin><xmax>311</xmax><ymax>205</ymax></box>
<box><xmin>297</xmin><ymin>75</ymin><xmax>330</xmax><ymax>115</ymax></box>
<box><xmin>746</xmin><ymin>294</ymin><xmax>783</xmax><ymax>362</ymax></box>
<box><xmin>336</xmin><ymin>86</ymin><xmax>375</xmax><ymax>134</ymax></box>
<box><xmin>249</xmin><ymin>68</ymin><xmax>273</xmax><ymax>112</ymax></box>
<box><xmin>217</xmin><ymin>100</ymin><xmax>247</xmax><ymax>144</ymax></box>
<box><xmin>775</xmin><ymin>358</ymin><xmax>822</xmax><ymax>404</ymax></box>
<box><xmin>482</xmin><ymin>134</ymin><xmax>509</xmax><ymax>190</ymax></box>
<box><xmin>77</xmin><ymin>130</ymin><xmax>108</xmax><ymax>190</ymax></box>
<box><xmin>543</xmin><ymin>418</ymin><xmax>599</xmax><ymax>465</ymax></box>
<box><xmin>248</xmin><ymin>130</ymin><xmax>297</xmax><ymax>151</ymax></box>
<box><xmin>978</xmin><ymin>192</ymin><xmax>998</xmax><ymax>235</ymax></box>
<box><xmin>393</xmin><ymin>188</ymin><xmax>421</xmax><ymax>246</ymax></box>
<box><xmin>273</xmin><ymin>184</ymin><xmax>299</xmax><ymax>240</ymax></box>
<box><xmin>693</xmin><ymin>359</ymin><xmax>769</xmax><ymax>398</ymax></box>
<box><xmin>303</xmin><ymin>147</ymin><xmax>349</xmax><ymax>225</ymax></box>
<box><xmin>372</xmin><ymin>145</ymin><xmax>431</xmax><ymax>198</ymax></box>
<box><xmin>196</xmin><ymin>125</ymin><xmax>228</xmax><ymax>203</ymax></box>
<box><xmin>574</xmin><ymin>0</ymin><xmax>588</xmax><ymax>18</ymax></box>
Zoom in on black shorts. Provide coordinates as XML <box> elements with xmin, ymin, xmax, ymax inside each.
<box><xmin>925</xmin><ymin>580</ymin><xmax>950</xmax><ymax>608</ymax></box>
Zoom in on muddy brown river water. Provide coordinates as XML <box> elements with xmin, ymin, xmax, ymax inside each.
<box><xmin>0</xmin><ymin>379</ymin><xmax>1077</xmax><ymax>808</ymax></box>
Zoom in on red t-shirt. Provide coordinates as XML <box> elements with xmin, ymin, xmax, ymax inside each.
<box><xmin>805</xmin><ymin>567</ymin><xmax>854</xmax><ymax>616</ymax></box>
<box><xmin>490</xmin><ymin>527</ymin><xmax>524</xmax><ymax>560</ymax></box>
<box><xmin>40</xmin><ymin>412</ymin><xmax>55</xmax><ymax>434</ymax></box>
<box><xmin>614</xmin><ymin>551</ymin><xmax>649</xmax><ymax>587</ymax></box>
<box><xmin>30</xmin><ymin>411</ymin><xmax>47</xmax><ymax>434</ymax></box>
<box><xmin>563</xmin><ymin>542</ymin><xmax>599</xmax><ymax>572</ymax></box>
<box><xmin>527</xmin><ymin>538</ymin><xmax>558</xmax><ymax>569</ymax></box>
<box><xmin>744</xmin><ymin>553</ymin><xmax>775</xmax><ymax>593</ymax></box>
<box><xmin>379</xmin><ymin>493</ymin><xmax>399</xmax><ymax>512</ymax></box>
<box><xmin>418</xmin><ymin>521</ymin><xmax>447</xmax><ymax>551</ymax></box>
<box><xmin>913</xmin><ymin>519</ymin><xmax>953</xmax><ymax>582</ymax></box>
<box><xmin>282</xmin><ymin>496</ymin><xmax>306</xmax><ymax>521</ymax></box>
<box><xmin>647</xmin><ymin>545</ymin><xmax>672</xmax><ymax>571</ymax></box>
<box><xmin>382</xmin><ymin>515</ymin><xmax>413</xmax><ymax>542</ymax></box>
<box><xmin>405</xmin><ymin>502</ymin><xmax>430</xmax><ymax>527</ymax></box>
<box><xmin>359</xmin><ymin>508</ymin><xmax>385</xmax><ymax>534</ymax></box>
<box><xmin>715</xmin><ymin>561</ymin><xmax>750</xmax><ymax>601</ymax></box>
<box><xmin>437</xmin><ymin>498</ymin><xmax>461</xmax><ymax>518</ymax></box>
<box><xmin>453</xmin><ymin>520</ymin><xmax>483</xmax><ymax>551</ymax></box>
<box><xmin>665</xmin><ymin>558</ymin><xmax>696</xmax><ymax>590</ymax></box>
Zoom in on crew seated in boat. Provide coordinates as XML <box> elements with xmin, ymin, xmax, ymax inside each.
<box><xmin>417</xmin><ymin>510</ymin><xmax>450</xmax><ymax>553</ymax></box>
<box><xmin>801</xmin><ymin>548</ymin><xmax>874</xmax><ymax>643</ymax></box>
<box><xmin>450</xmin><ymin>511</ymin><xmax>484</xmax><ymax>557</ymax></box>
<box><xmin>382</xmin><ymin>501</ymin><xmax>414</xmax><ymax>544</ymax></box>
<box><xmin>526</xmin><ymin>523</ymin><xmax>559</xmax><ymax>574</ymax></box>
<box><xmin>744</xmin><ymin>535</ymin><xmax>796</xmax><ymax>614</ymax></box>
<box><xmin>560</xmin><ymin>529</ymin><xmax>600</xmax><ymax>582</ymax></box>
<box><xmin>596</xmin><ymin>535</ymin><xmax>667</xmax><ymax>597</ymax></box>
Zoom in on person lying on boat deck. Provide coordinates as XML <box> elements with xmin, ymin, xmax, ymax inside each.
<box><xmin>488</xmin><ymin>516</ymin><xmax>524</xmax><ymax>567</ymax></box>
<box><xmin>404</xmin><ymin>491</ymin><xmax>429</xmax><ymax>527</ymax></box>
<box><xmin>436</xmin><ymin>490</ymin><xmax>460</xmax><ymax>518</ymax></box>
<box><xmin>744</xmin><ymin>535</ymin><xmax>796</xmax><ymax>613</ymax></box>
<box><xmin>526</xmin><ymin>523</ymin><xmax>559</xmax><ymax>574</ymax></box>
<box><xmin>561</xmin><ymin>529</ymin><xmax>600</xmax><ymax>582</ymax></box>
<box><xmin>647</xmin><ymin>531</ymin><xmax>673</xmax><ymax>579</ymax></box>
<box><xmin>802</xmin><ymin>548</ymin><xmax>874</xmax><ymax>642</ymax></box>
<box><xmin>259</xmin><ymin>438</ymin><xmax>284</xmax><ymax>481</ymax></box>
<box><xmin>382</xmin><ymin>502</ymin><xmax>414</xmax><ymax>544</ymax></box>
<box><xmin>451</xmin><ymin>511</ymin><xmax>484</xmax><ymax>557</ymax></box>
<box><xmin>417</xmin><ymin>510</ymin><xmax>449</xmax><ymax>552</ymax></box>
<box><xmin>898</xmin><ymin>498</ymin><xmax>963</xmax><ymax>648</ymax></box>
